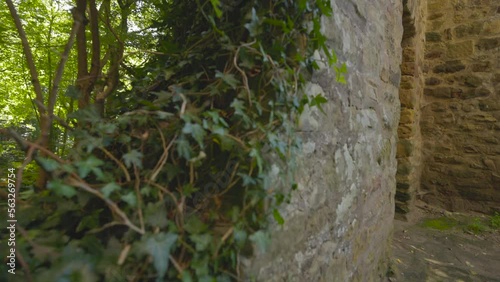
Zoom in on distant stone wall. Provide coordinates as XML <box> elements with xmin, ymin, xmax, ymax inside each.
<box><xmin>245</xmin><ymin>0</ymin><xmax>403</xmax><ymax>280</ymax></box>
<box><xmin>420</xmin><ymin>0</ymin><xmax>500</xmax><ymax>212</ymax></box>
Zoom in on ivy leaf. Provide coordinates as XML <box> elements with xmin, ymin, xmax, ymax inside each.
<box><xmin>76</xmin><ymin>156</ymin><xmax>104</xmax><ymax>178</ymax></box>
<box><xmin>309</xmin><ymin>94</ymin><xmax>328</xmax><ymax>114</ymax></box>
<box><xmin>144</xmin><ymin>233</ymin><xmax>178</xmax><ymax>282</ymax></box>
<box><xmin>273</xmin><ymin>209</ymin><xmax>285</xmax><ymax>225</ymax></box>
<box><xmin>47</xmin><ymin>180</ymin><xmax>77</xmax><ymax>198</ymax></box>
<box><xmin>122</xmin><ymin>150</ymin><xmax>143</xmax><ymax>168</ymax></box>
<box><xmin>249</xmin><ymin>148</ymin><xmax>263</xmax><ymax>174</ymax></box>
<box><xmin>244</xmin><ymin>8</ymin><xmax>261</xmax><ymax>37</ymax></box>
<box><xmin>38</xmin><ymin>157</ymin><xmax>60</xmax><ymax>172</ymax></box>
<box><xmin>184</xmin><ymin>216</ymin><xmax>207</xmax><ymax>234</ymax></box>
<box><xmin>145</xmin><ymin>202</ymin><xmax>169</xmax><ymax>228</ymax></box>
<box><xmin>249</xmin><ymin>230</ymin><xmax>270</xmax><ymax>253</ymax></box>
<box><xmin>182</xmin><ymin>122</ymin><xmax>206</xmax><ymax>146</ymax></box>
<box><xmin>209</xmin><ymin>0</ymin><xmax>223</xmax><ymax>18</ymax></box>
<box><xmin>190</xmin><ymin>234</ymin><xmax>212</xmax><ymax>251</ymax></box>
<box><xmin>335</xmin><ymin>63</ymin><xmax>347</xmax><ymax>84</ymax></box>
<box><xmin>215</xmin><ymin>71</ymin><xmax>238</xmax><ymax>89</ymax></box>
<box><xmin>176</xmin><ymin>137</ymin><xmax>193</xmax><ymax>160</ymax></box>
<box><xmin>101</xmin><ymin>182</ymin><xmax>121</xmax><ymax>198</ymax></box>
<box><xmin>121</xmin><ymin>191</ymin><xmax>137</xmax><ymax>207</ymax></box>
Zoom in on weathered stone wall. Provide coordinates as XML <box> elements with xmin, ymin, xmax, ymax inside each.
<box><xmin>395</xmin><ymin>0</ymin><xmax>426</xmax><ymax>219</ymax></box>
<box><xmin>420</xmin><ymin>0</ymin><xmax>500</xmax><ymax>212</ymax></box>
<box><xmin>245</xmin><ymin>0</ymin><xmax>403</xmax><ymax>280</ymax></box>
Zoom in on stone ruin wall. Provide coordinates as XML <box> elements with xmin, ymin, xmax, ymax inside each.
<box><xmin>396</xmin><ymin>0</ymin><xmax>426</xmax><ymax>219</ymax></box>
<box><xmin>419</xmin><ymin>0</ymin><xmax>500</xmax><ymax>212</ymax></box>
<box><xmin>245</xmin><ymin>0</ymin><xmax>403</xmax><ymax>280</ymax></box>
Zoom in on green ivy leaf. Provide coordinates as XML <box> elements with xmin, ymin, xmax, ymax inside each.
<box><xmin>184</xmin><ymin>216</ymin><xmax>207</xmax><ymax>234</ymax></box>
<box><xmin>182</xmin><ymin>122</ymin><xmax>206</xmax><ymax>146</ymax></box>
<box><xmin>244</xmin><ymin>8</ymin><xmax>261</xmax><ymax>37</ymax></box>
<box><xmin>38</xmin><ymin>157</ymin><xmax>60</xmax><ymax>172</ymax></box>
<box><xmin>122</xmin><ymin>150</ymin><xmax>143</xmax><ymax>168</ymax></box>
<box><xmin>190</xmin><ymin>233</ymin><xmax>212</xmax><ymax>251</ymax></box>
<box><xmin>121</xmin><ymin>191</ymin><xmax>137</xmax><ymax>207</ymax></box>
<box><xmin>144</xmin><ymin>233</ymin><xmax>178</xmax><ymax>282</ymax></box>
<box><xmin>249</xmin><ymin>230</ymin><xmax>270</xmax><ymax>253</ymax></box>
<box><xmin>210</xmin><ymin>0</ymin><xmax>223</xmax><ymax>18</ymax></box>
<box><xmin>47</xmin><ymin>180</ymin><xmax>77</xmax><ymax>198</ymax></box>
<box><xmin>215</xmin><ymin>71</ymin><xmax>238</xmax><ymax>89</ymax></box>
<box><xmin>76</xmin><ymin>156</ymin><xmax>104</xmax><ymax>178</ymax></box>
<box><xmin>273</xmin><ymin>208</ymin><xmax>285</xmax><ymax>225</ymax></box>
<box><xmin>101</xmin><ymin>182</ymin><xmax>121</xmax><ymax>198</ymax></box>
<box><xmin>145</xmin><ymin>202</ymin><xmax>169</xmax><ymax>228</ymax></box>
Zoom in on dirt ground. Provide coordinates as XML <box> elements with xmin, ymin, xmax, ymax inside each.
<box><xmin>390</xmin><ymin>202</ymin><xmax>500</xmax><ymax>282</ymax></box>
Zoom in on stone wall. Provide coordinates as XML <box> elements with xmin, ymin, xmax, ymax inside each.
<box><xmin>245</xmin><ymin>0</ymin><xmax>403</xmax><ymax>280</ymax></box>
<box><xmin>395</xmin><ymin>0</ymin><xmax>426</xmax><ymax>219</ymax></box>
<box><xmin>420</xmin><ymin>0</ymin><xmax>500</xmax><ymax>212</ymax></box>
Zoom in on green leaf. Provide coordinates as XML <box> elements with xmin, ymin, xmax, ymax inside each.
<box><xmin>145</xmin><ymin>202</ymin><xmax>169</xmax><ymax>229</ymax></box>
<box><xmin>182</xmin><ymin>122</ymin><xmax>206</xmax><ymax>146</ymax></box>
<box><xmin>273</xmin><ymin>209</ymin><xmax>285</xmax><ymax>225</ymax></box>
<box><xmin>215</xmin><ymin>71</ymin><xmax>239</xmax><ymax>89</ymax></box>
<box><xmin>176</xmin><ymin>137</ymin><xmax>193</xmax><ymax>160</ymax></box>
<box><xmin>47</xmin><ymin>180</ymin><xmax>77</xmax><ymax>198</ymax></box>
<box><xmin>249</xmin><ymin>230</ymin><xmax>270</xmax><ymax>253</ymax></box>
<box><xmin>210</xmin><ymin>0</ymin><xmax>223</xmax><ymax>18</ymax></box>
<box><xmin>244</xmin><ymin>8</ymin><xmax>261</xmax><ymax>37</ymax></box>
<box><xmin>310</xmin><ymin>94</ymin><xmax>328</xmax><ymax>114</ymax></box>
<box><xmin>144</xmin><ymin>233</ymin><xmax>178</xmax><ymax>282</ymax></box>
<box><xmin>101</xmin><ymin>182</ymin><xmax>121</xmax><ymax>198</ymax></box>
<box><xmin>38</xmin><ymin>157</ymin><xmax>60</xmax><ymax>172</ymax></box>
<box><xmin>76</xmin><ymin>156</ymin><xmax>104</xmax><ymax>178</ymax></box>
<box><xmin>122</xmin><ymin>150</ymin><xmax>143</xmax><ymax>168</ymax></box>
<box><xmin>121</xmin><ymin>191</ymin><xmax>137</xmax><ymax>207</ymax></box>
<box><xmin>249</xmin><ymin>148</ymin><xmax>263</xmax><ymax>174</ymax></box>
<box><xmin>190</xmin><ymin>233</ymin><xmax>212</xmax><ymax>251</ymax></box>
<box><xmin>184</xmin><ymin>216</ymin><xmax>207</xmax><ymax>234</ymax></box>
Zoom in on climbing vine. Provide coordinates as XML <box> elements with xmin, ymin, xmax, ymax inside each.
<box><xmin>1</xmin><ymin>0</ymin><xmax>344</xmax><ymax>281</ymax></box>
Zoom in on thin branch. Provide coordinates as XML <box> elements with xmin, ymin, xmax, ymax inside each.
<box><xmin>4</xmin><ymin>0</ymin><xmax>45</xmax><ymax>116</ymax></box>
<box><xmin>47</xmin><ymin>13</ymin><xmax>82</xmax><ymax>116</ymax></box>
<box><xmin>67</xmin><ymin>176</ymin><xmax>144</xmax><ymax>235</ymax></box>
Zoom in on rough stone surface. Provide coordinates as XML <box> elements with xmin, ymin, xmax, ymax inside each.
<box><xmin>245</xmin><ymin>0</ymin><xmax>403</xmax><ymax>280</ymax></box>
<box><xmin>419</xmin><ymin>0</ymin><xmax>500</xmax><ymax>213</ymax></box>
<box><xmin>395</xmin><ymin>0</ymin><xmax>426</xmax><ymax>220</ymax></box>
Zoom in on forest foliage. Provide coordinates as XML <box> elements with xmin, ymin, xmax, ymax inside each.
<box><xmin>0</xmin><ymin>0</ymin><xmax>343</xmax><ymax>281</ymax></box>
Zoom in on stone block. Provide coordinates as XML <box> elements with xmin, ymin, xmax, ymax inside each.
<box><xmin>456</xmin><ymin>75</ymin><xmax>482</xmax><ymax>87</ymax></box>
<box><xmin>433</xmin><ymin>60</ymin><xmax>466</xmax><ymax>73</ymax></box>
<box><xmin>426</xmin><ymin>32</ymin><xmax>442</xmax><ymax>42</ymax></box>
<box><xmin>401</xmin><ymin>62</ymin><xmax>415</xmax><ymax>76</ymax></box>
<box><xmin>402</xmin><ymin>48</ymin><xmax>415</xmax><ymax>63</ymax></box>
<box><xmin>397</xmin><ymin>139</ymin><xmax>414</xmax><ymax>158</ymax></box>
<box><xmin>471</xmin><ymin>61</ymin><xmax>491</xmax><ymax>72</ymax></box>
<box><xmin>424</xmin><ymin>87</ymin><xmax>462</xmax><ymax>98</ymax></box>
<box><xmin>463</xmin><ymin>87</ymin><xmax>491</xmax><ymax>99</ymax></box>
<box><xmin>478</xmin><ymin>100</ymin><xmax>500</xmax><ymax>111</ymax></box>
<box><xmin>446</xmin><ymin>41</ymin><xmax>474</xmax><ymax>59</ymax></box>
<box><xmin>425</xmin><ymin>48</ymin><xmax>444</xmax><ymax>59</ymax></box>
<box><xmin>399</xmin><ymin>89</ymin><xmax>417</xmax><ymax>109</ymax></box>
<box><xmin>398</xmin><ymin>124</ymin><xmax>416</xmax><ymax>138</ymax></box>
<box><xmin>399</xmin><ymin>109</ymin><xmax>416</xmax><ymax>124</ymax></box>
<box><xmin>454</xmin><ymin>22</ymin><xmax>484</xmax><ymax>38</ymax></box>
<box><xmin>400</xmin><ymin>76</ymin><xmax>415</xmax><ymax>89</ymax></box>
<box><xmin>482</xmin><ymin>19</ymin><xmax>500</xmax><ymax>35</ymax></box>
<box><xmin>471</xmin><ymin>113</ymin><xmax>497</xmax><ymax>122</ymax></box>
<box><xmin>476</xmin><ymin>37</ymin><xmax>500</xmax><ymax>50</ymax></box>
<box><xmin>425</xmin><ymin>77</ymin><xmax>442</xmax><ymax>86</ymax></box>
